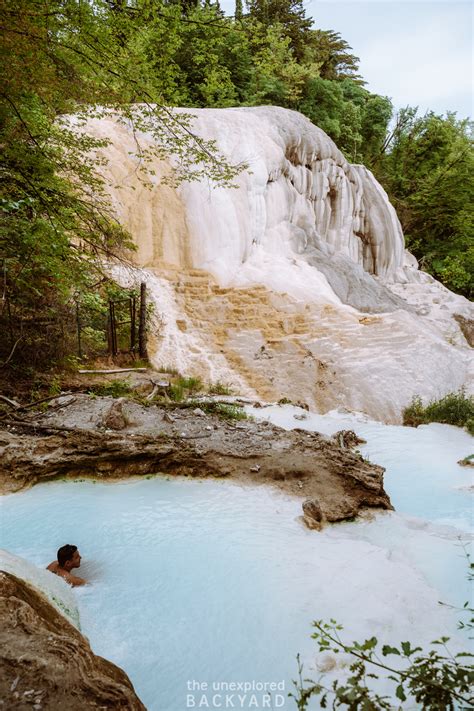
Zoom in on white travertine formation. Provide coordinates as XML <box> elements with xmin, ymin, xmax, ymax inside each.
<box><xmin>0</xmin><ymin>549</ymin><xmax>80</xmax><ymax>628</ymax></box>
<box><xmin>86</xmin><ymin>106</ymin><xmax>473</xmax><ymax>422</ymax></box>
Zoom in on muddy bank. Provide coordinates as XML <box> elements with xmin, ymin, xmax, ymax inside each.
<box><xmin>0</xmin><ymin>394</ymin><xmax>392</xmax><ymax>525</ymax></box>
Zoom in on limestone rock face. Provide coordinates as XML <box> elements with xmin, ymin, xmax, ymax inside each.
<box><xmin>90</xmin><ymin>106</ymin><xmax>405</xmax><ymax>283</ymax></box>
<box><xmin>0</xmin><ymin>569</ymin><xmax>146</xmax><ymax>710</ymax></box>
<box><xmin>84</xmin><ymin>106</ymin><xmax>473</xmax><ymax>422</ymax></box>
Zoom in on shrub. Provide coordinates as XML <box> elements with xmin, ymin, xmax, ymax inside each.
<box><xmin>291</xmin><ymin>549</ymin><xmax>474</xmax><ymax>709</ymax></box>
<box><xmin>402</xmin><ymin>396</ymin><xmax>426</xmax><ymax>427</ymax></box>
<box><xmin>291</xmin><ymin>621</ymin><xmax>474</xmax><ymax>710</ymax></box>
<box><xmin>403</xmin><ymin>391</ymin><xmax>474</xmax><ymax>433</ymax></box>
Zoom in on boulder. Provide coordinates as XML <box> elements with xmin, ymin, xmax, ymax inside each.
<box><xmin>333</xmin><ymin>430</ymin><xmax>367</xmax><ymax>449</ymax></box>
<box><xmin>302</xmin><ymin>498</ymin><xmax>323</xmax><ymax>530</ymax></box>
<box><xmin>101</xmin><ymin>398</ymin><xmax>128</xmax><ymax>430</ymax></box>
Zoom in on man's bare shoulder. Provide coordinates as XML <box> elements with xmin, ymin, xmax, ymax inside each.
<box><xmin>46</xmin><ymin>562</ymin><xmax>86</xmax><ymax>586</ymax></box>
<box><xmin>67</xmin><ymin>573</ymin><xmax>87</xmax><ymax>587</ymax></box>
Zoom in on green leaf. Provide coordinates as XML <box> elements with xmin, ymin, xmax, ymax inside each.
<box><xmin>382</xmin><ymin>645</ymin><xmax>400</xmax><ymax>656</ymax></box>
<box><xmin>395</xmin><ymin>684</ymin><xmax>406</xmax><ymax>702</ymax></box>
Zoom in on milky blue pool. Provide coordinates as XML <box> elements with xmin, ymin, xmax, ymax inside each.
<box><xmin>1</xmin><ymin>409</ymin><xmax>472</xmax><ymax>710</ymax></box>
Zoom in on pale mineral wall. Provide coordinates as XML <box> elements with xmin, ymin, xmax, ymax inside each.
<box><xmin>84</xmin><ymin>106</ymin><xmax>472</xmax><ymax>422</ymax></box>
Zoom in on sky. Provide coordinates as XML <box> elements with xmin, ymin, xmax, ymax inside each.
<box><xmin>220</xmin><ymin>0</ymin><xmax>473</xmax><ymax>119</ymax></box>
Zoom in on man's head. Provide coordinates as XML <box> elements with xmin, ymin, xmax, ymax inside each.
<box><xmin>57</xmin><ymin>544</ymin><xmax>81</xmax><ymax>571</ymax></box>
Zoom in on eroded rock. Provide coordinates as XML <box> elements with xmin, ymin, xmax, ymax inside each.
<box><xmin>454</xmin><ymin>314</ymin><xmax>474</xmax><ymax>347</ymax></box>
<box><xmin>101</xmin><ymin>398</ymin><xmax>128</xmax><ymax>430</ymax></box>
<box><xmin>85</xmin><ymin>106</ymin><xmax>473</xmax><ymax>421</ymax></box>
<box><xmin>0</xmin><ymin>571</ymin><xmax>145</xmax><ymax>710</ymax></box>
<box><xmin>333</xmin><ymin>430</ymin><xmax>367</xmax><ymax>449</ymax></box>
<box><xmin>302</xmin><ymin>498</ymin><xmax>323</xmax><ymax>530</ymax></box>
<box><xmin>0</xmin><ymin>395</ymin><xmax>392</xmax><ymax>525</ymax></box>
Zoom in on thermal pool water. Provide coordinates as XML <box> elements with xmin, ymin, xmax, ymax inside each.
<box><xmin>1</xmin><ymin>408</ymin><xmax>473</xmax><ymax>710</ymax></box>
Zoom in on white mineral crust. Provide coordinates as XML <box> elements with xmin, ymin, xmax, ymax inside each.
<box><xmin>84</xmin><ymin>107</ymin><xmax>473</xmax><ymax>422</ymax></box>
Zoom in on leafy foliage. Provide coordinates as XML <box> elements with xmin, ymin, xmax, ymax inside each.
<box><xmin>375</xmin><ymin>109</ymin><xmax>474</xmax><ymax>297</ymax></box>
<box><xmin>308</xmin><ymin>29</ymin><xmax>363</xmax><ymax>84</ymax></box>
<box><xmin>297</xmin><ymin>78</ymin><xmax>392</xmax><ymax>163</ymax></box>
<box><xmin>2</xmin><ymin>0</ymin><xmax>471</xmax><ymax>379</ymax></box>
<box><xmin>291</xmin><ymin>620</ymin><xmax>474</xmax><ymax>710</ymax></box>
<box><xmin>291</xmin><ymin>547</ymin><xmax>474</xmax><ymax>710</ymax></box>
<box><xmin>403</xmin><ymin>391</ymin><xmax>474</xmax><ymax>433</ymax></box>
<box><xmin>245</xmin><ymin>0</ymin><xmax>313</xmax><ymax>60</ymax></box>
<box><xmin>0</xmin><ymin>0</ymin><xmax>242</xmax><ymax>373</ymax></box>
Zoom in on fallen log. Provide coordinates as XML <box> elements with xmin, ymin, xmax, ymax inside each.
<box><xmin>78</xmin><ymin>368</ymin><xmax>148</xmax><ymax>374</ymax></box>
<box><xmin>0</xmin><ymin>395</ymin><xmax>21</xmax><ymax>409</ymax></box>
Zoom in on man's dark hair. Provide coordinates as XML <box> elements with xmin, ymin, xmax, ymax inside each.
<box><xmin>57</xmin><ymin>544</ymin><xmax>77</xmax><ymax>567</ymax></box>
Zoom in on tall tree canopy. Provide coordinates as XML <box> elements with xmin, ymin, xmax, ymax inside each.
<box><xmin>376</xmin><ymin>109</ymin><xmax>474</xmax><ymax>297</ymax></box>
<box><xmin>1</xmin><ymin>0</ymin><xmax>471</xmax><ymax>374</ymax></box>
<box><xmin>0</xmin><ymin>0</ymin><xmax>240</xmax><ymax>369</ymax></box>
<box><xmin>307</xmin><ymin>29</ymin><xmax>363</xmax><ymax>83</ymax></box>
<box><xmin>245</xmin><ymin>0</ymin><xmax>312</xmax><ymax>60</ymax></box>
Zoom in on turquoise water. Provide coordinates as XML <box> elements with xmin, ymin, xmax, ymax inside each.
<box><xmin>252</xmin><ymin>407</ymin><xmax>473</xmax><ymax>531</ymax></box>
<box><xmin>1</xmin><ymin>411</ymin><xmax>472</xmax><ymax>710</ymax></box>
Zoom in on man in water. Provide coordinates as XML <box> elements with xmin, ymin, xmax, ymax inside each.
<box><xmin>47</xmin><ymin>544</ymin><xmax>87</xmax><ymax>587</ymax></box>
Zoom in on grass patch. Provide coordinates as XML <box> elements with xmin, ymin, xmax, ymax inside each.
<box><xmin>403</xmin><ymin>391</ymin><xmax>474</xmax><ymax>434</ymax></box>
<box><xmin>208</xmin><ymin>381</ymin><xmax>233</xmax><ymax>396</ymax></box>
<box><xmin>87</xmin><ymin>380</ymin><xmax>132</xmax><ymax>398</ymax></box>
<box><xmin>179</xmin><ymin>376</ymin><xmax>203</xmax><ymax>393</ymax></box>
<box><xmin>169</xmin><ymin>376</ymin><xmax>203</xmax><ymax>401</ymax></box>
<box><xmin>158</xmin><ymin>365</ymin><xmax>180</xmax><ymax>376</ymax></box>
<box><xmin>186</xmin><ymin>400</ymin><xmax>249</xmax><ymax>421</ymax></box>
<box><xmin>168</xmin><ymin>383</ymin><xmax>185</xmax><ymax>402</ymax></box>
<box><xmin>213</xmin><ymin>403</ymin><xmax>248</xmax><ymax>421</ymax></box>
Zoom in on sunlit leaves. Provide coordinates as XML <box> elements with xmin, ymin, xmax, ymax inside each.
<box><xmin>291</xmin><ymin>618</ymin><xmax>474</xmax><ymax>710</ymax></box>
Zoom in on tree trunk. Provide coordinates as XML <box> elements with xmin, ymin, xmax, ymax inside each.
<box><xmin>138</xmin><ymin>283</ymin><xmax>148</xmax><ymax>361</ymax></box>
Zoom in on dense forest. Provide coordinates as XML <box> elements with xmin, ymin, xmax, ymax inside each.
<box><xmin>1</xmin><ymin>0</ymin><xmax>473</xmax><ymax>373</ymax></box>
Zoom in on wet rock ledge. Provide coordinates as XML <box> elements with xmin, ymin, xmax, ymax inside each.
<box><xmin>0</xmin><ymin>570</ymin><xmax>145</xmax><ymax>710</ymax></box>
<box><xmin>0</xmin><ymin>395</ymin><xmax>392</xmax><ymax>526</ymax></box>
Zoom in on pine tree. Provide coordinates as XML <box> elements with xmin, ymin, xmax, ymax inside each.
<box><xmin>245</xmin><ymin>0</ymin><xmax>313</xmax><ymax>60</ymax></box>
<box><xmin>310</xmin><ymin>29</ymin><xmax>363</xmax><ymax>83</ymax></box>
